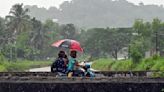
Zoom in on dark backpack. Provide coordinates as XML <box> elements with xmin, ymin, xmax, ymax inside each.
<box><xmin>51</xmin><ymin>58</ymin><xmax>66</xmax><ymax>73</ymax></box>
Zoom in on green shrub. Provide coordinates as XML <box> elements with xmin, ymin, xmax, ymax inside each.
<box><xmin>130</xmin><ymin>49</ymin><xmax>142</xmax><ymax>63</ymax></box>
<box><xmin>3</xmin><ymin>62</ymin><xmax>26</xmax><ymax>72</ymax></box>
<box><xmin>0</xmin><ymin>53</ymin><xmax>6</xmax><ymax>64</ymax></box>
<box><xmin>160</xmin><ymin>66</ymin><xmax>164</xmax><ymax>71</ymax></box>
<box><xmin>92</xmin><ymin>58</ymin><xmax>113</xmax><ymax>70</ymax></box>
<box><xmin>0</xmin><ymin>65</ymin><xmax>7</xmax><ymax>72</ymax></box>
<box><xmin>130</xmin><ymin>39</ymin><xmax>145</xmax><ymax>63</ymax></box>
<box><xmin>1</xmin><ymin>60</ymin><xmax>52</xmax><ymax>72</ymax></box>
<box><xmin>152</xmin><ymin>72</ymin><xmax>164</xmax><ymax>77</ymax></box>
<box><xmin>111</xmin><ymin>60</ymin><xmax>133</xmax><ymax>71</ymax></box>
<box><xmin>151</xmin><ymin>60</ymin><xmax>164</xmax><ymax>71</ymax></box>
<box><xmin>135</xmin><ymin>58</ymin><xmax>155</xmax><ymax>71</ymax></box>
<box><xmin>92</xmin><ymin>57</ymin><xmax>164</xmax><ymax>74</ymax></box>
<box><xmin>152</xmin><ymin>54</ymin><xmax>160</xmax><ymax>60</ymax></box>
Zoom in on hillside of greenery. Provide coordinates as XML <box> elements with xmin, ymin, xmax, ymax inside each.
<box><xmin>25</xmin><ymin>0</ymin><xmax>164</xmax><ymax>28</ymax></box>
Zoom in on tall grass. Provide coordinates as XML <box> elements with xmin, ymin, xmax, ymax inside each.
<box><xmin>91</xmin><ymin>58</ymin><xmax>114</xmax><ymax>71</ymax></box>
<box><xmin>135</xmin><ymin>58</ymin><xmax>155</xmax><ymax>71</ymax></box>
<box><xmin>110</xmin><ymin>60</ymin><xmax>133</xmax><ymax>71</ymax></box>
<box><xmin>0</xmin><ymin>60</ymin><xmax>52</xmax><ymax>72</ymax></box>
<box><xmin>92</xmin><ymin>57</ymin><xmax>164</xmax><ymax>71</ymax></box>
<box><xmin>0</xmin><ymin>65</ymin><xmax>7</xmax><ymax>72</ymax></box>
<box><xmin>151</xmin><ymin>58</ymin><xmax>164</xmax><ymax>71</ymax></box>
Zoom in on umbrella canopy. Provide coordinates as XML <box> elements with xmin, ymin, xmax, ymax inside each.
<box><xmin>51</xmin><ymin>39</ymin><xmax>83</xmax><ymax>52</ymax></box>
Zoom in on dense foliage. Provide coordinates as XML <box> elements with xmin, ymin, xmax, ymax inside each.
<box><xmin>0</xmin><ymin>3</ymin><xmax>164</xmax><ymax>65</ymax></box>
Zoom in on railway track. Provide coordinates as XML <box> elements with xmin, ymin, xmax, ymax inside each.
<box><xmin>0</xmin><ymin>70</ymin><xmax>163</xmax><ymax>78</ymax></box>
<box><xmin>94</xmin><ymin>70</ymin><xmax>162</xmax><ymax>77</ymax></box>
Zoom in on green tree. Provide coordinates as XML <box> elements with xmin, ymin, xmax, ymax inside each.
<box><xmin>84</xmin><ymin>28</ymin><xmax>108</xmax><ymax>58</ymax></box>
<box><xmin>6</xmin><ymin>3</ymin><xmax>30</xmax><ymax>36</ymax></box>
<box><xmin>132</xmin><ymin>19</ymin><xmax>153</xmax><ymax>57</ymax></box>
<box><xmin>151</xmin><ymin>18</ymin><xmax>163</xmax><ymax>55</ymax></box>
<box><xmin>107</xmin><ymin>28</ymin><xmax>131</xmax><ymax>60</ymax></box>
<box><xmin>59</xmin><ymin>24</ymin><xmax>78</xmax><ymax>39</ymax></box>
<box><xmin>16</xmin><ymin>31</ymin><xmax>30</xmax><ymax>59</ymax></box>
<box><xmin>130</xmin><ymin>38</ymin><xmax>145</xmax><ymax>63</ymax></box>
<box><xmin>83</xmin><ymin>28</ymin><xmax>131</xmax><ymax>59</ymax></box>
<box><xmin>0</xmin><ymin>17</ymin><xmax>6</xmax><ymax>50</ymax></box>
<box><xmin>152</xmin><ymin>18</ymin><xmax>161</xmax><ymax>33</ymax></box>
<box><xmin>5</xmin><ymin>3</ymin><xmax>30</xmax><ymax>60</ymax></box>
<box><xmin>42</xmin><ymin>19</ymin><xmax>60</xmax><ymax>58</ymax></box>
<box><xmin>43</xmin><ymin>19</ymin><xmax>60</xmax><ymax>43</ymax></box>
<box><xmin>29</xmin><ymin>18</ymin><xmax>49</xmax><ymax>60</ymax></box>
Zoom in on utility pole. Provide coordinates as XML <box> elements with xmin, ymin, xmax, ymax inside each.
<box><xmin>155</xmin><ymin>31</ymin><xmax>158</xmax><ymax>54</ymax></box>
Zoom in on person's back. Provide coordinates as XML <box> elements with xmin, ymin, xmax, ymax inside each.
<box><xmin>55</xmin><ymin>57</ymin><xmax>66</xmax><ymax>73</ymax></box>
<box><xmin>51</xmin><ymin>51</ymin><xmax>67</xmax><ymax>74</ymax></box>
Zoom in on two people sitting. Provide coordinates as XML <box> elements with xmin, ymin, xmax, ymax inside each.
<box><xmin>51</xmin><ymin>50</ymin><xmax>85</xmax><ymax>77</ymax></box>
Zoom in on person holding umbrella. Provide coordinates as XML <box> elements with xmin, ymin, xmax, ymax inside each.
<box><xmin>67</xmin><ymin>50</ymin><xmax>85</xmax><ymax>78</ymax></box>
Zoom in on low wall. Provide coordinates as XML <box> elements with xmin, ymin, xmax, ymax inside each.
<box><xmin>0</xmin><ymin>82</ymin><xmax>164</xmax><ymax>92</ymax></box>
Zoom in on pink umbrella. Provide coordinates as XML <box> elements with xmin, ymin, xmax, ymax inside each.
<box><xmin>51</xmin><ymin>39</ymin><xmax>83</xmax><ymax>52</ymax></box>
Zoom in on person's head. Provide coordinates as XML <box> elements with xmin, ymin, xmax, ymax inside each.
<box><xmin>70</xmin><ymin>50</ymin><xmax>77</xmax><ymax>58</ymax></box>
<box><xmin>64</xmin><ymin>55</ymin><xmax>68</xmax><ymax>59</ymax></box>
<box><xmin>58</xmin><ymin>51</ymin><xmax>65</xmax><ymax>58</ymax></box>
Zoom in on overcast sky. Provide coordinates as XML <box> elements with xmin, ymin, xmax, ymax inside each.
<box><xmin>0</xmin><ymin>0</ymin><xmax>164</xmax><ymax>17</ymax></box>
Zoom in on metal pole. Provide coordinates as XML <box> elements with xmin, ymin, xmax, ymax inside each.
<box><xmin>155</xmin><ymin>31</ymin><xmax>158</xmax><ymax>55</ymax></box>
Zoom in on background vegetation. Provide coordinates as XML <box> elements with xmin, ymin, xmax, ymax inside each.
<box><xmin>1</xmin><ymin>3</ymin><xmax>164</xmax><ymax>72</ymax></box>
<box><xmin>25</xmin><ymin>0</ymin><xmax>164</xmax><ymax>28</ymax></box>
<box><xmin>92</xmin><ymin>56</ymin><xmax>164</xmax><ymax>71</ymax></box>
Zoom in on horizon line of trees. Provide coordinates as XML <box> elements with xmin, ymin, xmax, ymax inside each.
<box><xmin>0</xmin><ymin>3</ymin><xmax>164</xmax><ymax>63</ymax></box>
<box><xmin>0</xmin><ymin>3</ymin><xmax>80</xmax><ymax>61</ymax></box>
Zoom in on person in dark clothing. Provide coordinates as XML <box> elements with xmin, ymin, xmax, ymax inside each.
<box><xmin>51</xmin><ymin>51</ymin><xmax>68</xmax><ymax>73</ymax></box>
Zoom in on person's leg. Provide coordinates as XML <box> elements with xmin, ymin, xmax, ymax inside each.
<box><xmin>67</xmin><ymin>70</ymin><xmax>73</xmax><ymax>78</ymax></box>
<box><xmin>74</xmin><ymin>69</ymin><xmax>85</xmax><ymax>77</ymax></box>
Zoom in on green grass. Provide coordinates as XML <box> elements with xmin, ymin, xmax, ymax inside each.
<box><xmin>91</xmin><ymin>58</ymin><xmax>114</xmax><ymax>71</ymax></box>
<box><xmin>0</xmin><ymin>65</ymin><xmax>7</xmax><ymax>72</ymax></box>
<box><xmin>110</xmin><ymin>60</ymin><xmax>133</xmax><ymax>71</ymax></box>
<box><xmin>0</xmin><ymin>60</ymin><xmax>52</xmax><ymax>72</ymax></box>
<box><xmin>92</xmin><ymin>57</ymin><xmax>164</xmax><ymax>71</ymax></box>
<box><xmin>151</xmin><ymin>58</ymin><xmax>164</xmax><ymax>71</ymax></box>
<box><xmin>92</xmin><ymin>59</ymin><xmax>134</xmax><ymax>71</ymax></box>
<box><xmin>135</xmin><ymin>58</ymin><xmax>155</xmax><ymax>71</ymax></box>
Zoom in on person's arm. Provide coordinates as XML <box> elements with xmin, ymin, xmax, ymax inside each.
<box><xmin>63</xmin><ymin>58</ymin><xmax>68</xmax><ymax>66</ymax></box>
<box><xmin>75</xmin><ymin>61</ymin><xmax>85</xmax><ymax>67</ymax></box>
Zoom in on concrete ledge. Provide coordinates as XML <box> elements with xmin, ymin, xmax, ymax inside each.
<box><xmin>0</xmin><ymin>82</ymin><xmax>164</xmax><ymax>92</ymax></box>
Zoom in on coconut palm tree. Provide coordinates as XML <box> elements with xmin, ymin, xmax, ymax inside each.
<box><xmin>5</xmin><ymin>3</ymin><xmax>30</xmax><ymax>60</ymax></box>
<box><xmin>6</xmin><ymin>3</ymin><xmax>30</xmax><ymax>36</ymax></box>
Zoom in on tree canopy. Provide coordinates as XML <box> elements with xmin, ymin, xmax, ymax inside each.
<box><xmin>1</xmin><ymin>3</ymin><xmax>164</xmax><ymax>62</ymax></box>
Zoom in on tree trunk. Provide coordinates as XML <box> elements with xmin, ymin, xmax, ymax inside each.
<box><xmin>112</xmin><ymin>50</ymin><xmax>118</xmax><ymax>60</ymax></box>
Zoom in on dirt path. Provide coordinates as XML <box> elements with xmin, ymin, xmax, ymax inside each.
<box><xmin>29</xmin><ymin>66</ymin><xmax>51</xmax><ymax>72</ymax></box>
